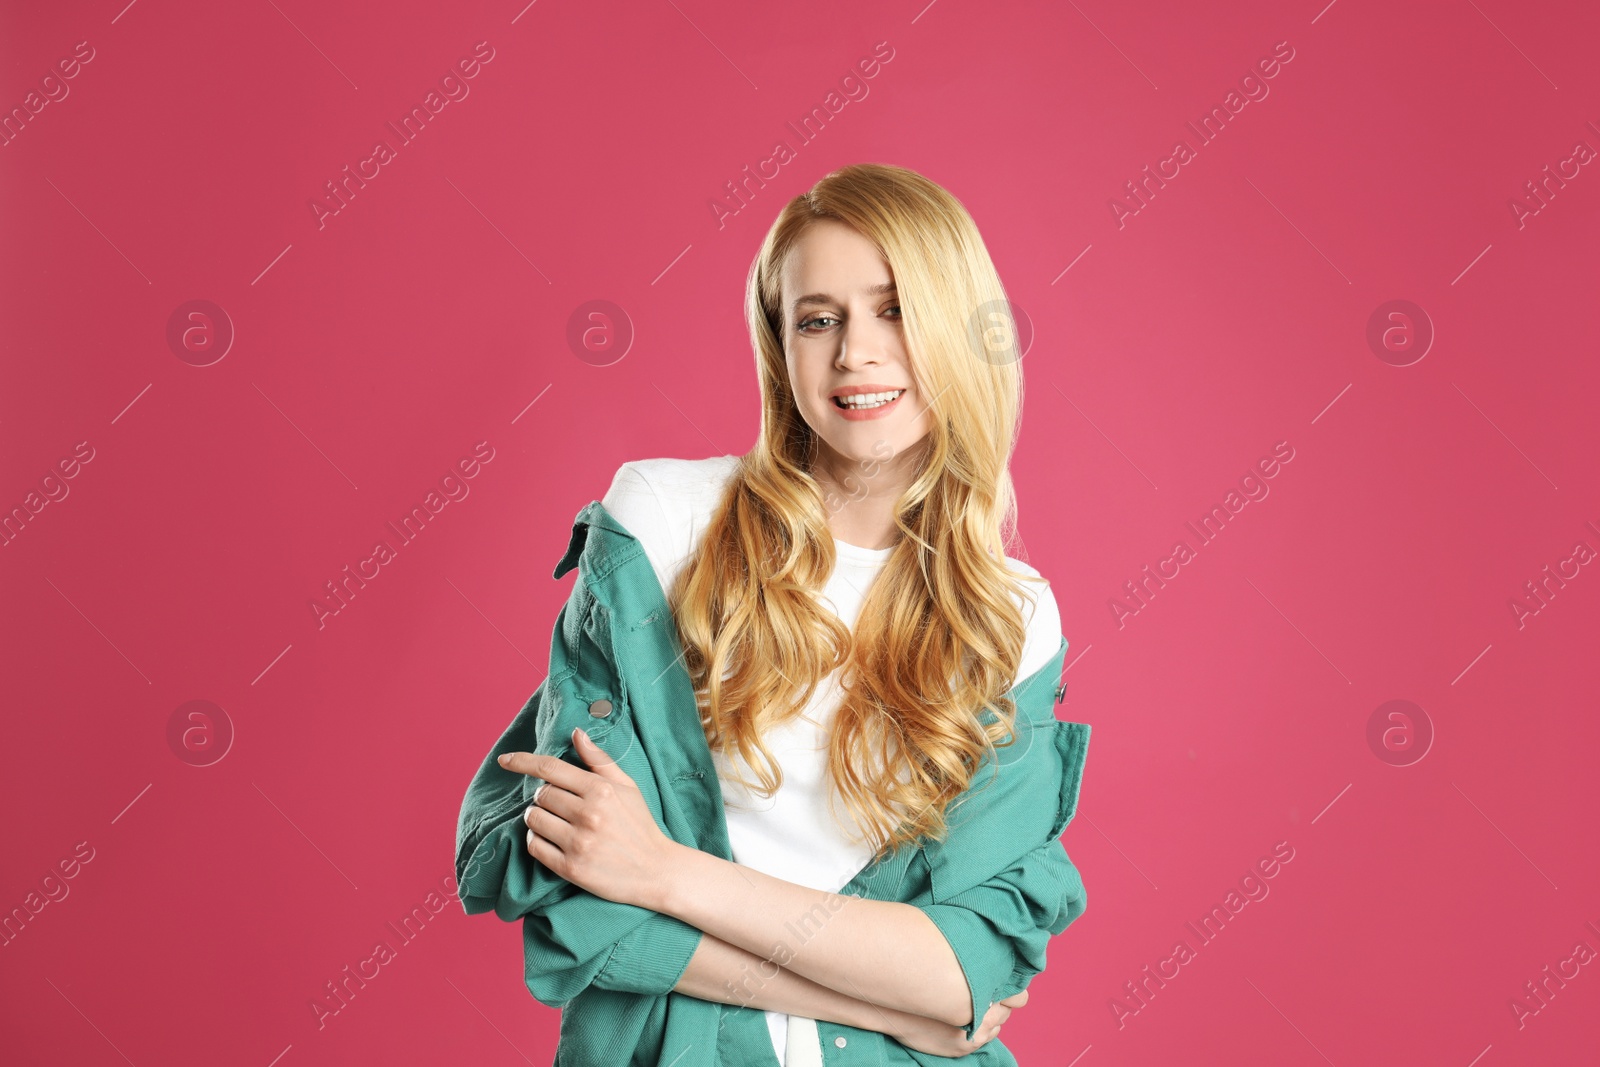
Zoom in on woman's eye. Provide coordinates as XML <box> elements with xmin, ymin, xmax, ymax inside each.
<box><xmin>798</xmin><ymin>306</ymin><xmax>899</xmax><ymax>333</ymax></box>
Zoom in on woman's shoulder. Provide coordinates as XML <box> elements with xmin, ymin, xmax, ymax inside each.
<box><xmin>601</xmin><ymin>455</ymin><xmax>741</xmax><ymax>588</ymax></box>
<box><xmin>612</xmin><ymin>455</ymin><xmax>740</xmax><ymax>491</ymax></box>
<box><xmin>1002</xmin><ymin>555</ymin><xmax>1063</xmax><ymax>685</ymax></box>
<box><xmin>603</xmin><ymin>455</ymin><xmax>740</xmax><ymax>523</ymax></box>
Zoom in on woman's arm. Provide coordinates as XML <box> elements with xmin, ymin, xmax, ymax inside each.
<box><xmin>673</xmin><ymin>931</ymin><xmax>1020</xmax><ymax>1059</ymax></box>
<box><xmin>504</xmin><ymin>730</ymin><xmax>973</xmax><ymax>1027</ymax></box>
<box><xmin>673</xmin><ymin>929</ymin><xmax>915</xmax><ymax>1029</ymax></box>
<box><xmin>657</xmin><ymin>842</ymin><xmax>973</xmax><ymax>1026</ymax></box>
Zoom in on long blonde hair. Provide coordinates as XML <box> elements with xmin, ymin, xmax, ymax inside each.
<box><xmin>668</xmin><ymin>163</ymin><xmax>1044</xmax><ymax>860</ymax></box>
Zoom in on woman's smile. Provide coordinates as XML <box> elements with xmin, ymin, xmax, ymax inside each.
<box><xmin>830</xmin><ymin>386</ymin><xmax>907</xmax><ymax>420</ymax></box>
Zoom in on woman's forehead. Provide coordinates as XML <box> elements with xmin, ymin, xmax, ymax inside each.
<box><xmin>781</xmin><ymin>225</ymin><xmax>895</xmax><ymax>305</ymax></box>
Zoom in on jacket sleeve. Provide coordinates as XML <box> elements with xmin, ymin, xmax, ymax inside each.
<box><xmin>916</xmin><ymin>680</ymin><xmax>1091</xmax><ymax>1042</ymax></box>
<box><xmin>454</xmin><ymin>576</ymin><xmax>704</xmax><ymax>1007</ymax></box>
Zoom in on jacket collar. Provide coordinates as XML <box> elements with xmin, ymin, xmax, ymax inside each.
<box><xmin>552</xmin><ymin>500</ymin><xmax>637</xmax><ymax>581</ymax></box>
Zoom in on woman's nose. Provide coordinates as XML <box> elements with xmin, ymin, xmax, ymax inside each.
<box><xmin>836</xmin><ymin>320</ymin><xmax>885</xmax><ymax>368</ymax></box>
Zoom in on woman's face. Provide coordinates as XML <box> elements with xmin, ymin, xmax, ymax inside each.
<box><xmin>779</xmin><ymin>219</ymin><xmax>933</xmax><ymax>480</ymax></box>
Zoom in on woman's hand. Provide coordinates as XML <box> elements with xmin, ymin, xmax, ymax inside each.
<box><xmin>496</xmin><ymin>727</ymin><xmax>681</xmax><ymax>911</ymax></box>
<box><xmin>884</xmin><ymin>989</ymin><xmax>1029</xmax><ymax>1057</ymax></box>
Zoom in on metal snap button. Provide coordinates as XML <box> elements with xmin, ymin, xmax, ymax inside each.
<box><xmin>1054</xmin><ymin>682</ymin><xmax>1067</xmax><ymax>704</ymax></box>
<box><xmin>834</xmin><ymin>1036</ymin><xmax>846</xmax><ymax>1048</ymax></box>
<box><xmin>588</xmin><ymin>699</ymin><xmax>613</xmax><ymax>718</ymax></box>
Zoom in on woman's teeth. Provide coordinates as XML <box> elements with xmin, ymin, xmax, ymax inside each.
<box><xmin>835</xmin><ymin>389</ymin><xmax>904</xmax><ymax>409</ymax></box>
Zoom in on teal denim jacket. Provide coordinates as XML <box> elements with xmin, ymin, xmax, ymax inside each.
<box><xmin>455</xmin><ymin>500</ymin><xmax>1092</xmax><ymax>1066</ymax></box>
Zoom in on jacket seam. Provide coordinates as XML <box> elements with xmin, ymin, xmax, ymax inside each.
<box><xmin>466</xmin><ymin>791</ymin><xmax>533</xmax><ymax>859</ymax></box>
<box><xmin>578</xmin><ymin>530</ymin><xmax>645</xmax><ymax>587</ymax></box>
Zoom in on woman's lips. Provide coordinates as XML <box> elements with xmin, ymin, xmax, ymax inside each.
<box><xmin>831</xmin><ymin>390</ymin><xmax>905</xmax><ymax>421</ymax></box>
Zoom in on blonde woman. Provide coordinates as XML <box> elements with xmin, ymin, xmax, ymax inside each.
<box><xmin>460</xmin><ymin>162</ymin><xmax>1090</xmax><ymax>1066</ymax></box>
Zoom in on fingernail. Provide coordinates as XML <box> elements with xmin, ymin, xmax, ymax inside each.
<box><xmin>573</xmin><ymin>727</ymin><xmax>587</xmax><ymax>743</ymax></box>
<box><xmin>497</xmin><ymin>753</ymin><xmax>511</xmax><ymax>765</ymax></box>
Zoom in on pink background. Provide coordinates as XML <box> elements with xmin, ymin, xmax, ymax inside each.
<box><xmin>4</xmin><ymin>0</ymin><xmax>1598</xmax><ymax>1064</ymax></box>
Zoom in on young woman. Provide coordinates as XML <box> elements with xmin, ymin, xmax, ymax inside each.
<box><xmin>480</xmin><ymin>162</ymin><xmax>1086</xmax><ymax>1065</ymax></box>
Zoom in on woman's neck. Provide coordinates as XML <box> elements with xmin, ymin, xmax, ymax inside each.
<box><xmin>810</xmin><ymin>439</ymin><xmax>928</xmax><ymax>551</ymax></box>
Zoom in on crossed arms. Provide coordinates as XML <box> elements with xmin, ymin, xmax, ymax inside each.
<box><xmin>456</xmin><ymin>609</ymin><xmax>1084</xmax><ymax>1054</ymax></box>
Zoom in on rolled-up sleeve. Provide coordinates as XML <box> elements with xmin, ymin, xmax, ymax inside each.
<box><xmin>458</xmin><ymin>749</ymin><xmax>704</xmax><ymax>1004</ymax></box>
<box><xmin>454</xmin><ymin>572</ymin><xmax>705</xmax><ymax>1007</ymax></box>
<box><xmin>921</xmin><ymin>833</ymin><xmax>1087</xmax><ymax>1039</ymax></box>
<box><xmin>917</xmin><ymin>707</ymin><xmax>1092</xmax><ymax>1041</ymax></box>
<box><xmin>516</xmin><ymin>862</ymin><xmax>704</xmax><ymax>1005</ymax></box>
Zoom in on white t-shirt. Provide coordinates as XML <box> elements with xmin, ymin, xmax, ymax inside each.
<box><xmin>600</xmin><ymin>455</ymin><xmax>1062</xmax><ymax>1066</ymax></box>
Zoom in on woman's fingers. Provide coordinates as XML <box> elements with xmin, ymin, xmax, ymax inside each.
<box><xmin>525</xmin><ymin>825</ymin><xmax>565</xmax><ymax>869</ymax></box>
<box><xmin>524</xmin><ymin>781</ymin><xmax>585</xmax><ymax>851</ymax></box>
<box><xmin>528</xmin><ymin>781</ymin><xmax>583</xmax><ymax>823</ymax></box>
<box><xmin>970</xmin><ymin>987</ymin><xmax>1032</xmax><ymax>1047</ymax></box>
<box><xmin>498</xmin><ymin>751</ymin><xmax>594</xmax><ymax>795</ymax></box>
<box><xmin>971</xmin><ymin>998</ymin><xmax>1012</xmax><ymax>1046</ymax></box>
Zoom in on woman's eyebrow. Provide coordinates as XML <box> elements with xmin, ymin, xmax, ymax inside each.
<box><xmin>790</xmin><ymin>281</ymin><xmax>898</xmax><ymax>314</ymax></box>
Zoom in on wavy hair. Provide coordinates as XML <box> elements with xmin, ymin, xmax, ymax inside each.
<box><xmin>667</xmin><ymin>162</ymin><xmax>1044</xmax><ymax>861</ymax></box>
